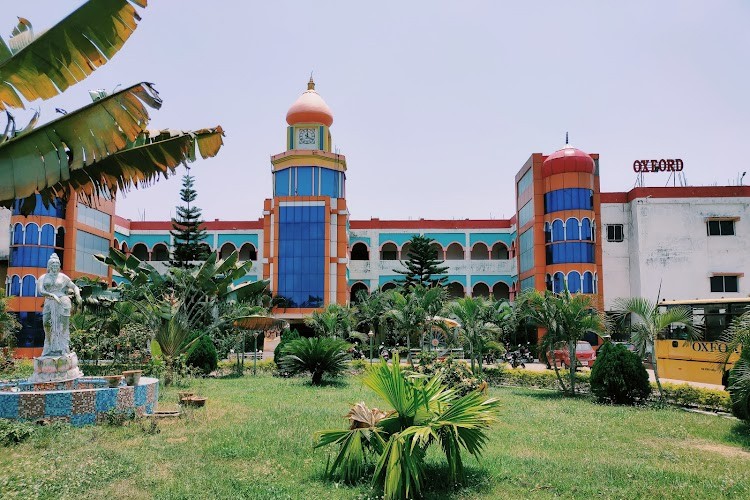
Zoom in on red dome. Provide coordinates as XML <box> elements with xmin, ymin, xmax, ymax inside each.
<box><xmin>286</xmin><ymin>77</ymin><xmax>333</xmax><ymax>127</ymax></box>
<box><xmin>542</xmin><ymin>145</ymin><xmax>595</xmax><ymax>177</ymax></box>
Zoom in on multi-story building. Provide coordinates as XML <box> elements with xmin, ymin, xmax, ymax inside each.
<box><xmin>4</xmin><ymin>80</ymin><xmax>750</xmax><ymax>352</ymax></box>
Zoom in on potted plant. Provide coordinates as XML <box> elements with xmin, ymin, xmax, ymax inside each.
<box><xmin>102</xmin><ymin>375</ymin><xmax>123</xmax><ymax>388</ymax></box>
<box><xmin>122</xmin><ymin>369</ymin><xmax>143</xmax><ymax>386</ymax></box>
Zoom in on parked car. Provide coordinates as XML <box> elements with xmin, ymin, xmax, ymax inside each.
<box><xmin>547</xmin><ymin>341</ymin><xmax>596</xmax><ymax>369</ymax></box>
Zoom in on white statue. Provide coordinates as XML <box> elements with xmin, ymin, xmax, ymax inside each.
<box><xmin>37</xmin><ymin>253</ymin><xmax>81</xmax><ymax>357</ymax></box>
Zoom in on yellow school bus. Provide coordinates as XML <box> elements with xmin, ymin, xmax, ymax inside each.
<box><xmin>656</xmin><ymin>298</ymin><xmax>747</xmax><ymax>385</ymax></box>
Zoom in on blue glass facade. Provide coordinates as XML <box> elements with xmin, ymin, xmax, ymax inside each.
<box><xmin>15</xmin><ymin>312</ymin><xmax>44</xmax><ymax>348</ymax></box>
<box><xmin>10</xmin><ymin>246</ymin><xmax>57</xmax><ymax>268</ymax></box>
<box><xmin>544</xmin><ymin>188</ymin><xmax>593</xmax><ymax>213</ymax></box>
<box><xmin>277</xmin><ymin>205</ymin><xmax>325</xmax><ymax>307</ymax></box>
<box><xmin>518</xmin><ymin>229</ymin><xmax>534</xmax><ymax>274</ymax></box>
<box><xmin>546</xmin><ymin>242</ymin><xmax>595</xmax><ymax>264</ymax></box>
<box><xmin>274</xmin><ymin>167</ymin><xmax>345</xmax><ymax>198</ymax></box>
<box><xmin>12</xmin><ymin>195</ymin><xmax>66</xmax><ymax>218</ymax></box>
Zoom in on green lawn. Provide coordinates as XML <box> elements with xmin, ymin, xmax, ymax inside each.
<box><xmin>1</xmin><ymin>374</ymin><xmax>749</xmax><ymax>499</ymax></box>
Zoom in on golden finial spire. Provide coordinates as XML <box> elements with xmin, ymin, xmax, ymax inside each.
<box><xmin>307</xmin><ymin>73</ymin><xmax>315</xmax><ymax>90</ymax></box>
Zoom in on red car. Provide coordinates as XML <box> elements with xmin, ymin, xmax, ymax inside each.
<box><xmin>547</xmin><ymin>341</ymin><xmax>596</xmax><ymax>369</ymax></box>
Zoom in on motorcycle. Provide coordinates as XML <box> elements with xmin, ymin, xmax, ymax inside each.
<box><xmin>506</xmin><ymin>344</ymin><xmax>533</xmax><ymax>369</ymax></box>
<box><xmin>379</xmin><ymin>344</ymin><xmax>390</xmax><ymax>362</ymax></box>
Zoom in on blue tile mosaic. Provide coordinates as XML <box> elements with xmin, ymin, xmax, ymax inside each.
<box><xmin>134</xmin><ymin>385</ymin><xmax>147</xmax><ymax>406</ymax></box>
<box><xmin>0</xmin><ymin>394</ymin><xmax>19</xmax><ymax>419</ymax></box>
<box><xmin>95</xmin><ymin>388</ymin><xmax>118</xmax><ymax>412</ymax></box>
<box><xmin>71</xmin><ymin>413</ymin><xmax>96</xmax><ymax>427</ymax></box>
<box><xmin>45</xmin><ymin>392</ymin><xmax>72</xmax><ymax>417</ymax></box>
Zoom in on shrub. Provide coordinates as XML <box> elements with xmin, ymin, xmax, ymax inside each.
<box><xmin>279</xmin><ymin>337</ymin><xmax>350</xmax><ymax>385</ymax></box>
<box><xmin>660</xmin><ymin>382</ymin><xmax>731</xmax><ymax>413</ymax></box>
<box><xmin>411</xmin><ymin>356</ymin><xmax>484</xmax><ymax>397</ymax></box>
<box><xmin>590</xmin><ymin>342</ymin><xmax>651</xmax><ymax>405</ymax></box>
<box><xmin>0</xmin><ymin>420</ymin><xmax>35</xmax><ymax>446</ymax></box>
<box><xmin>185</xmin><ymin>331</ymin><xmax>218</xmax><ymax>374</ymax></box>
<box><xmin>274</xmin><ymin>329</ymin><xmax>301</xmax><ymax>361</ymax></box>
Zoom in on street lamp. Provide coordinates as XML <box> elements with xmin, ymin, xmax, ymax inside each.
<box><xmin>368</xmin><ymin>330</ymin><xmax>375</xmax><ymax>365</ymax></box>
<box><xmin>251</xmin><ymin>330</ymin><xmax>261</xmax><ymax>376</ymax></box>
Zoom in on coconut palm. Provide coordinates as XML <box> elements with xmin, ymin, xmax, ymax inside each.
<box><xmin>612</xmin><ymin>297</ymin><xmax>700</xmax><ymax>402</ymax></box>
<box><xmin>720</xmin><ymin>311</ymin><xmax>750</xmax><ymax>420</ymax></box>
<box><xmin>384</xmin><ymin>285</ymin><xmax>445</xmax><ymax>364</ymax></box>
<box><xmin>445</xmin><ymin>296</ymin><xmax>501</xmax><ymax>374</ymax></box>
<box><xmin>516</xmin><ymin>289</ymin><xmax>604</xmax><ymax>395</ymax></box>
<box><xmin>315</xmin><ymin>354</ymin><xmax>501</xmax><ymax>499</ymax></box>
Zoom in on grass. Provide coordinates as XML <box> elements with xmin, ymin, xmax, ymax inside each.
<box><xmin>0</xmin><ymin>374</ymin><xmax>749</xmax><ymax>499</ymax></box>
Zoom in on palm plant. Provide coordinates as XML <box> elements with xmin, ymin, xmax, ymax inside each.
<box><xmin>720</xmin><ymin>311</ymin><xmax>750</xmax><ymax>420</ymax></box>
<box><xmin>315</xmin><ymin>354</ymin><xmax>501</xmax><ymax>499</ymax></box>
<box><xmin>305</xmin><ymin>303</ymin><xmax>361</xmax><ymax>341</ymax></box>
<box><xmin>384</xmin><ymin>285</ymin><xmax>445</xmax><ymax>365</ymax></box>
<box><xmin>445</xmin><ymin>297</ymin><xmax>501</xmax><ymax>374</ymax></box>
<box><xmin>152</xmin><ymin>294</ymin><xmax>199</xmax><ymax>386</ymax></box>
<box><xmin>279</xmin><ymin>337</ymin><xmax>350</xmax><ymax>385</ymax></box>
<box><xmin>612</xmin><ymin>297</ymin><xmax>699</xmax><ymax>402</ymax></box>
<box><xmin>515</xmin><ymin>289</ymin><xmax>604</xmax><ymax>395</ymax></box>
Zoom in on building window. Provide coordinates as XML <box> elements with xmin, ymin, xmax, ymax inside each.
<box><xmin>75</xmin><ymin>230</ymin><xmax>111</xmax><ymax>276</ymax></box>
<box><xmin>77</xmin><ymin>203</ymin><xmax>111</xmax><ymax>232</ymax></box>
<box><xmin>707</xmin><ymin>220</ymin><xmax>735</xmax><ymax>236</ymax></box>
<box><xmin>710</xmin><ymin>275</ymin><xmax>739</xmax><ymax>293</ymax></box>
<box><xmin>606</xmin><ymin>224</ymin><xmax>624</xmax><ymax>242</ymax></box>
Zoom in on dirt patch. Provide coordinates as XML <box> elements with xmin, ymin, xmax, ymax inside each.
<box><xmin>166</xmin><ymin>437</ymin><xmax>187</xmax><ymax>444</ymax></box>
<box><xmin>690</xmin><ymin>441</ymin><xmax>750</xmax><ymax>459</ymax></box>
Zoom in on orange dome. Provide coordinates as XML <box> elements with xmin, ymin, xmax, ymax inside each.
<box><xmin>542</xmin><ymin>144</ymin><xmax>595</xmax><ymax>177</ymax></box>
<box><xmin>286</xmin><ymin>77</ymin><xmax>334</xmax><ymax>127</ymax></box>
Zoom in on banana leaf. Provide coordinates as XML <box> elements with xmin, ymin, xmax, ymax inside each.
<box><xmin>0</xmin><ymin>0</ymin><xmax>147</xmax><ymax>110</ymax></box>
<box><xmin>0</xmin><ymin>82</ymin><xmax>162</xmax><ymax>212</ymax></box>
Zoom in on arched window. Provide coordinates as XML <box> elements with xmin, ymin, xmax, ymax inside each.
<box><xmin>40</xmin><ymin>224</ymin><xmax>55</xmax><ymax>246</ymax></box>
<box><xmin>470</xmin><ymin>242</ymin><xmax>489</xmax><ymax>260</ymax></box>
<box><xmin>219</xmin><ymin>243</ymin><xmax>236</xmax><ymax>260</ymax></box>
<box><xmin>553</xmin><ymin>272</ymin><xmax>565</xmax><ymax>293</ymax></box>
<box><xmin>544</xmin><ymin>222</ymin><xmax>551</xmax><ymax>243</ymax></box>
<box><xmin>239</xmin><ymin>243</ymin><xmax>257</xmax><ymax>261</ymax></box>
<box><xmin>21</xmin><ymin>275</ymin><xmax>36</xmax><ymax>297</ymax></box>
<box><xmin>381</xmin><ymin>282</ymin><xmax>397</xmax><ymax>292</ymax></box>
<box><xmin>552</xmin><ymin>220</ymin><xmax>564</xmax><ymax>242</ymax></box>
<box><xmin>492</xmin><ymin>282</ymin><xmax>510</xmax><ymax>300</ymax></box>
<box><xmin>567</xmin><ymin>271</ymin><xmax>581</xmax><ymax>293</ymax></box>
<box><xmin>350</xmin><ymin>242</ymin><xmax>369</xmax><ymax>260</ymax></box>
<box><xmin>350</xmin><ymin>282</ymin><xmax>369</xmax><ymax>303</ymax></box>
<box><xmin>197</xmin><ymin>243</ymin><xmax>211</xmax><ymax>258</ymax></box>
<box><xmin>581</xmin><ymin>218</ymin><xmax>592</xmax><ymax>241</ymax></box>
<box><xmin>446</xmin><ymin>242</ymin><xmax>464</xmax><ymax>260</ymax></box>
<box><xmin>491</xmin><ymin>242</ymin><xmax>509</xmax><ymax>260</ymax></box>
<box><xmin>10</xmin><ymin>275</ymin><xmax>20</xmax><ymax>296</ymax></box>
<box><xmin>472</xmin><ymin>282</ymin><xmax>490</xmax><ymax>298</ymax></box>
<box><xmin>400</xmin><ymin>242</ymin><xmax>412</xmax><ymax>260</ymax></box>
<box><xmin>121</xmin><ymin>241</ymin><xmax>128</xmax><ymax>253</ymax></box>
<box><xmin>430</xmin><ymin>243</ymin><xmax>444</xmax><ymax>260</ymax></box>
<box><xmin>566</xmin><ymin>218</ymin><xmax>580</xmax><ymax>241</ymax></box>
<box><xmin>56</xmin><ymin>227</ymin><xmax>65</xmax><ymax>248</ymax></box>
<box><xmin>546</xmin><ymin>274</ymin><xmax>553</xmax><ymax>292</ymax></box>
<box><xmin>152</xmin><ymin>244</ymin><xmax>169</xmax><ymax>261</ymax></box>
<box><xmin>447</xmin><ymin>282</ymin><xmax>464</xmax><ymax>299</ymax></box>
<box><xmin>380</xmin><ymin>243</ymin><xmax>398</xmax><ymax>260</ymax></box>
<box><xmin>24</xmin><ymin>223</ymin><xmax>39</xmax><ymax>245</ymax></box>
<box><xmin>583</xmin><ymin>271</ymin><xmax>594</xmax><ymax>294</ymax></box>
<box><xmin>131</xmin><ymin>243</ymin><xmax>149</xmax><ymax>261</ymax></box>
<box><xmin>12</xmin><ymin>223</ymin><xmax>23</xmax><ymax>245</ymax></box>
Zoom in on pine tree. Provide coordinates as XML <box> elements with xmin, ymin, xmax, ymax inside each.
<box><xmin>393</xmin><ymin>235</ymin><xmax>448</xmax><ymax>289</ymax></box>
<box><xmin>170</xmin><ymin>171</ymin><xmax>210</xmax><ymax>267</ymax></box>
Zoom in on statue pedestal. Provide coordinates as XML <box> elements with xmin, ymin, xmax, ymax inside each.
<box><xmin>28</xmin><ymin>352</ymin><xmax>83</xmax><ymax>383</ymax></box>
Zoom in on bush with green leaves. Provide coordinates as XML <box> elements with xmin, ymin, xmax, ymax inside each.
<box><xmin>274</xmin><ymin>329</ymin><xmax>301</xmax><ymax>361</ymax></box>
<box><xmin>315</xmin><ymin>354</ymin><xmax>500</xmax><ymax>499</ymax></box>
<box><xmin>185</xmin><ymin>331</ymin><xmax>218</xmax><ymax>374</ymax></box>
<box><xmin>0</xmin><ymin>420</ymin><xmax>36</xmax><ymax>446</ymax></box>
<box><xmin>279</xmin><ymin>337</ymin><xmax>350</xmax><ymax>385</ymax></box>
<box><xmin>411</xmin><ymin>356</ymin><xmax>485</xmax><ymax>397</ymax></box>
<box><xmin>590</xmin><ymin>342</ymin><xmax>651</xmax><ymax>405</ymax></box>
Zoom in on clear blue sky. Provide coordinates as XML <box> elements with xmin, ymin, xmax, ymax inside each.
<box><xmin>3</xmin><ymin>1</ymin><xmax>748</xmax><ymax>222</ymax></box>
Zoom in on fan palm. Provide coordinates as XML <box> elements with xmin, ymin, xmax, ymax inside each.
<box><xmin>720</xmin><ymin>311</ymin><xmax>750</xmax><ymax>420</ymax></box>
<box><xmin>612</xmin><ymin>297</ymin><xmax>700</xmax><ymax>402</ymax></box>
<box><xmin>445</xmin><ymin>296</ymin><xmax>501</xmax><ymax>374</ymax></box>
<box><xmin>315</xmin><ymin>354</ymin><xmax>501</xmax><ymax>499</ymax></box>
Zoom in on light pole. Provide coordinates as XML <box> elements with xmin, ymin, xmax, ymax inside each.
<box><xmin>252</xmin><ymin>330</ymin><xmax>261</xmax><ymax>376</ymax></box>
<box><xmin>368</xmin><ymin>330</ymin><xmax>374</xmax><ymax>365</ymax></box>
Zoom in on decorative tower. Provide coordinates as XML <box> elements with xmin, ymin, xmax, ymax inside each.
<box><xmin>262</xmin><ymin>78</ymin><xmax>349</xmax><ymax>322</ymax></box>
<box><xmin>514</xmin><ymin>139</ymin><xmax>604</xmax><ymax>318</ymax></box>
